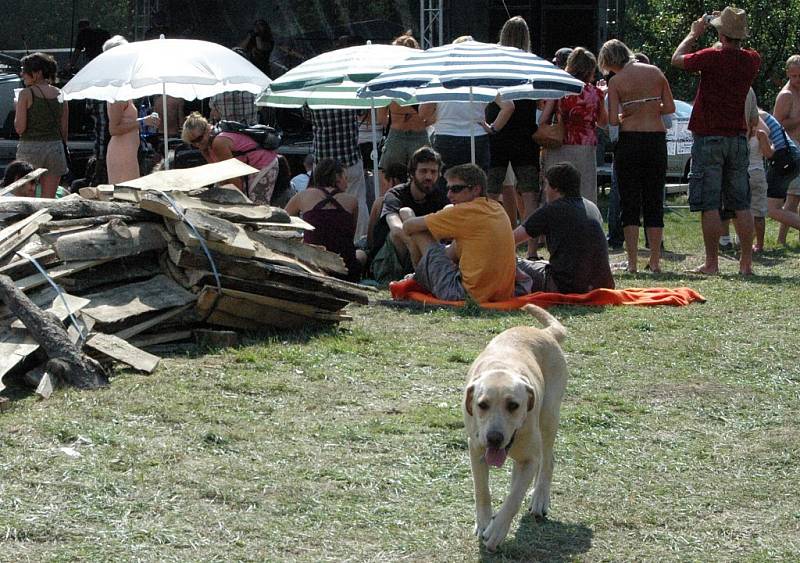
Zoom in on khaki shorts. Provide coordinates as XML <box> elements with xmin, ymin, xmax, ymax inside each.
<box><xmin>787</xmin><ymin>173</ymin><xmax>800</xmax><ymax>196</ymax></box>
<box><xmin>749</xmin><ymin>168</ymin><xmax>768</xmax><ymax>217</ymax></box>
<box><xmin>487</xmin><ymin>163</ymin><xmax>540</xmax><ymax>195</ymax></box>
<box><xmin>16</xmin><ymin>139</ymin><xmax>68</xmax><ymax>177</ymax></box>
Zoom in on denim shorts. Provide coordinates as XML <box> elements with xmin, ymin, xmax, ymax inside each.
<box><xmin>687</xmin><ymin>134</ymin><xmax>750</xmax><ymax>212</ymax></box>
<box><xmin>766</xmin><ymin>148</ymin><xmax>800</xmax><ymax>200</ymax></box>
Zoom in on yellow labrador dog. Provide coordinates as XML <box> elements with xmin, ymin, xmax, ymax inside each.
<box><xmin>463</xmin><ymin>304</ymin><xmax>567</xmax><ymax>552</ymax></box>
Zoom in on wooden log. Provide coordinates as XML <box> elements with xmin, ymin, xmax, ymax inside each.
<box><xmin>169</xmin><ymin>245</ymin><xmax>372</xmax><ymax>304</ymax></box>
<box><xmin>85</xmin><ymin>333</ymin><xmax>160</xmax><ymax>373</ymax></box>
<box><xmin>113</xmin><ymin>303</ymin><xmax>195</xmax><ymax>340</ymax></box>
<box><xmin>196</xmin><ymin>184</ymin><xmax>252</xmax><ymax>204</ymax></box>
<box><xmin>38</xmin><ymin>214</ymin><xmax>140</xmax><ymax>233</ymax></box>
<box><xmin>196</xmin><ymin>286</ymin><xmax>348</xmax><ymax>323</ymax></box>
<box><xmin>0</xmin><ymin>195</ymin><xmax>155</xmax><ymax>221</ymax></box>
<box><xmin>139</xmin><ymin>190</ymin><xmax>290</xmax><ymax>223</ymax></box>
<box><xmin>78</xmin><ymin>185</ymin><xmax>114</xmax><ymax>201</ymax></box>
<box><xmin>14</xmin><ymin>259</ymin><xmax>112</xmax><ymax>293</ymax></box>
<box><xmin>54</xmin><ymin>221</ymin><xmax>168</xmax><ymax>262</ymax></box>
<box><xmin>186</xmin><ymin>270</ymin><xmax>347</xmax><ymax>311</ymax></box>
<box><xmin>128</xmin><ymin>330</ymin><xmax>193</xmax><ymax>349</ymax></box>
<box><xmin>0</xmin><ymin>168</ymin><xmax>47</xmax><ymax>197</ymax></box>
<box><xmin>82</xmin><ymin>274</ymin><xmax>196</xmax><ymax>325</ymax></box>
<box><xmin>0</xmin><ymin>249</ymin><xmax>59</xmax><ymax>280</ymax></box>
<box><xmin>0</xmin><ymin>209</ymin><xmax>53</xmax><ymax>261</ymax></box>
<box><xmin>58</xmin><ymin>252</ymin><xmax>163</xmax><ymax>293</ymax></box>
<box><xmin>248</xmin><ymin>230</ymin><xmax>346</xmax><ymax>275</ymax></box>
<box><xmin>0</xmin><ymin>275</ymin><xmax>108</xmax><ymax>389</ymax></box>
<box><xmin>173</xmin><ymin>219</ymin><xmax>256</xmax><ymax>258</ymax></box>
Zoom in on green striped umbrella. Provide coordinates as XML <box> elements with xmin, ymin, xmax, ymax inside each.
<box><xmin>256</xmin><ymin>44</ymin><xmax>417</xmax><ymax>198</ymax></box>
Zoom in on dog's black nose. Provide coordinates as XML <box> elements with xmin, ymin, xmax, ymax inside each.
<box><xmin>486</xmin><ymin>430</ymin><xmax>504</xmax><ymax>448</ymax></box>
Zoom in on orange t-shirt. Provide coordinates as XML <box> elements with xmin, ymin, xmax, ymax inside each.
<box><xmin>424</xmin><ymin>198</ymin><xmax>516</xmax><ymax>302</ymax></box>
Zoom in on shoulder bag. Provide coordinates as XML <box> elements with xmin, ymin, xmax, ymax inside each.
<box><xmin>532</xmin><ymin>108</ymin><xmax>564</xmax><ymax>149</ymax></box>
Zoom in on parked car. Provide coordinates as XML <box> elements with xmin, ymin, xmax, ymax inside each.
<box><xmin>597</xmin><ymin>99</ymin><xmax>693</xmax><ymax>183</ymax></box>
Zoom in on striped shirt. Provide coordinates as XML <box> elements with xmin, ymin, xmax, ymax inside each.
<box><xmin>762</xmin><ymin>112</ymin><xmax>797</xmax><ymax>152</ymax></box>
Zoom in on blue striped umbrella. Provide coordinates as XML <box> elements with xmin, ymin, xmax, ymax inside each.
<box><xmin>358</xmin><ymin>41</ymin><xmax>584</xmax><ymax>163</ymax></box>
<box><xmin>358</xmin><ymin>41</ymin><xmax>584</xmax><ymax>99</ymax></box>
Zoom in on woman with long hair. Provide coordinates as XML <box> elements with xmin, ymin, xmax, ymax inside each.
<box><xmin>598</xmin><ymin>39</ymin><xmax>674</xmax><ymax>273</ymax></box>
<box><xmin>14</xmin><ymin>52</ymin><xmax>68</xmax><ymax>198</ymax></box>
<box><xmin>539</xmin><ymin>47</ymin><xmax>608</xmax><ymax>205</ymax></box>
<box><xmin>284</xmin><ymin>158</ymin><xmax>366</xmax><ymax>281</ymax></box>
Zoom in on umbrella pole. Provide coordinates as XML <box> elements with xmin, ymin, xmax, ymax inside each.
<box><xmin>370</xmin><ymin>100</ymin><xmax>380</xmax><ymax>201</ymax></box>
<box><xmin>162</xmin><ymin>81</ymin><xmax>169</xmax><ymax>170</ymax></box>
<box><xmin>469</xmin><ymin>86</ymin><xmax>475</xmax><ymax>165</ymax></box>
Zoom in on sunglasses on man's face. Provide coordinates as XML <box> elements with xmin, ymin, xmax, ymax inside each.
<box><xmin>447</xmin><ymin>184</ymin><xmax>472</xmax><ymax>193</ymax></box>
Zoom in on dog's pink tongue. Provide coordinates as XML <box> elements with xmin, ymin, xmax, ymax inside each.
<box><xmin>485</xmin><ymin>447</ymin><xmax>507</xmax><ymax>468</ymax></box>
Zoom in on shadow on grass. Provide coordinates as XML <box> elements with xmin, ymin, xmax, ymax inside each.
<box><xmin>479</xmin><ymin>515</ymin><xmax>593</xmax><ymax>562</ymax></box>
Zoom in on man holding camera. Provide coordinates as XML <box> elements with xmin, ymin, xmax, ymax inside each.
<box><xmin>671</xmin><ymin>7</ymin><xmax>760</xmax><ymax>275</ymax></box>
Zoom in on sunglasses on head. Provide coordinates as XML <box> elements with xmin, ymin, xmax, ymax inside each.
<box><xmin>447</xmin><ymin>184</ymin><xmax>471</xmax><ymax>193</ymax></box>
<box><xmin>189</xmin><ymin>130</ymin><xmax>206</xmax><ymax>145</ymax></box>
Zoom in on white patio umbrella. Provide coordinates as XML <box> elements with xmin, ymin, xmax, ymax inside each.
<box><xmin>359</xmin><ymin>40</ymin><xmax>585</xmax><ymax>163</ymax></box>
<box><xmin>256</xmin><ymin>43</ymin><xmax>417</xmax><ymax>199</ymax></box>
<box><xmin>62</xmin><ymin>36</ymin><xmax>271</xmax><ymax>169</ymax></box>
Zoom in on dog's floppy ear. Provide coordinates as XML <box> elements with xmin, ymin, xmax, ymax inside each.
<box><xmin>525</xmin><ymin>383</ymin><xmax>535</xmax><ymax>412</ymax></box>
<box><xmin>464</xmin><ymin>383</ymin><xmax>475</xmax><ymax>416</ymax></box>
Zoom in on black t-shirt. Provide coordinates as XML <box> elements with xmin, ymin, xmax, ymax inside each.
<box><xmin>523</xmin><ymin>197</ymin><xmax>614</xmax><ymax>293</ymax></box>
<box><xmin>370</xmin><ymin>181</ymin><xmax>448</xmax><ymax>255</ymax></box>
<box><xmin>75</xmin><ymin>28</ymin><xmax>111</xmax><ymax>62</ymax></box>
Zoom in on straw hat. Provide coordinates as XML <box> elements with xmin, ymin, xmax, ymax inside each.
<box><xmin>711</xmin><ymin>6</ymin><xmax>749</xmax><ymax>39</ymax></box>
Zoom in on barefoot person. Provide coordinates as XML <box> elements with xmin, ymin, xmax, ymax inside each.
<box><xmin>773</xmin><ymin>55</ymin><xmax>800</xmax><ymax>245</ymax></box>
<box><xmin>671</xmin><ymin>7</ymin><xmax>760</xmax><ymax>275</ymax></box>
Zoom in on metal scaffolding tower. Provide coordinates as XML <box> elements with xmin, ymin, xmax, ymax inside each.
<box><xmin>420</xmin><ymin>0</ymin><xmax>443</xmax><ymax>49</ymax></box>
<box><xmin>134</xmin><ymin>0</ymin><xmax>159</xmax><ymax>40</ymax></box>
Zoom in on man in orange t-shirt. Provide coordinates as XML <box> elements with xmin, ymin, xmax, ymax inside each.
<box><xmin>399</xmin><ymin>163</ymin><xmax>517</xmax><ymax>302</ymax></box>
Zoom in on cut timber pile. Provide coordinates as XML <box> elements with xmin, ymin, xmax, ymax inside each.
<box><xmin>0</xmin><ymin>159</ymin><xmax>372</xmax><ymax>396</ymax></box>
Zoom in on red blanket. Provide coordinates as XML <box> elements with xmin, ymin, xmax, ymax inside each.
<box><xmin>389</xmin><ymin>278</ymin><xmax>706</xmax><ymax>309</ymax></box>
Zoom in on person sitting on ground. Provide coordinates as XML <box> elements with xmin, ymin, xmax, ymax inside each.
<box><xmin>271</xmin><ymin>155</ymin><xmax>296</xmax><ymax>208</ymax></box>
<box><xmin>399</xmin><ymin>163</ymin><xmax>517</xmax><ymax>303</ymax></box>
<box><xmin>369</xmin><ymin>147</ymin><xmax>448</xmax><ymax>284</ymax></box>
<box><xmin>181</xmin><ymin>111</ymin><xmax>279</xmax><ymax>205</ymax></box>
<box><xmin>514</xmin><ymin>162</ymin><xmax>614</xmax><ymax>294</ymax></box>
<box><xmin>284</xmin><ymin>158</ymin><xmax>366</xmax><ymax>282</ymax></box>
<box><xmin>367</xmin><ymin>161</ymin><xmax>409</xmax><ymax>255</ymax></box>
<box><xmin>1</xmin><ymin>160</ymin><xmax>68</xmax><ymax>198</ymax></box>
<box><xmin>291</xmin><ymin>153</ymin><xmax>315</xmax><ymax>192</ymax></box>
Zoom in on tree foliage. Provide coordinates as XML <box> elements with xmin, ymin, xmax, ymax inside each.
<box><xmin>622</xmin><ymin>0</ymin><xmax>800</xmax><ymax>110</ymax></box>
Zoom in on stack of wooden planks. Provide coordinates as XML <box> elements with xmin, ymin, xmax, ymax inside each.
<box><xmin>0</xmin><ymin>160</ymin><xmax>372</xmax><ymax>396</ymax></box>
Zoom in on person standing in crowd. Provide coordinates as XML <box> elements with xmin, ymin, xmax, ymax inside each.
<box><xmin>14</xmin><ymin>52</ymin><xmax>68</xmax><ymax>198</ymax></box>
<box><xmin>759</xmin><ymin>110</ymin><xmax>800</xmax><ymax>234</ymax></box>
<box><xmin>599</xmin><ymin>39</ymin><xmax>674</xmax><ymax>273</ymax></box>
<box><xmin>67</xmin><ymin>18</ymin><xmax>110</xmax><ymax>72</ymax></box>
<box><xmin>376</xmin><ymin>32</ymin><xmax>432</xmax><ymax>191</ymax></box>
<box><xmin>423</xmin><ymin>36</ymin><xmax>514</xmax><ymax>183</ymax></box>
<box><xmin>239</xmin><ymin>19</ymin><xmax>274</xmax><ymax>77</ymax></box>
<box><xmin>486</xmin><ymin>16</ymin><xmax>542</xmax><ymax>262</ymax></box>
<box><xmin>539</xmin><ymin>48</ymin><xmax>607</xmax><ymax>204</ymax></box>
<box><xmin>181</xmin><ymin>112</ymin><xmax>279</xmax><ymax>205</ymax></box>
<box><xmin>672</xmin><ymin>7</ymin><xmax>760</xmax><ymax>275</ymax></box>
<box><xmin>772</xmin><ymin>55</ymin><xmax>800</xmax><ymax>245</ymax></box>
<box><xmin>308</xmin><ymin>109</ymin><xmax>369</xmax><ymax>240</ymax></box>
<box><xmin>552</xmin><ymin>47</ymin><xmax>573</xmax><ymax>69</ymax></box>
<box><xmin>284</xmin><ymin>158</ymin><xmax>366</xmax><ymax>282</ymax></box>
<box><xmin>209</xmin><ymin>48</ymin><xmax>260</xmax><ymax>126</ymax></box>
<box><xmin>103</xmin><ymin>36</ymin><xmax>160</xmax><ymax>184</ymax></box>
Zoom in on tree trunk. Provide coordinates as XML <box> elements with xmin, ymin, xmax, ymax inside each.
<box><xmin>0</xmin><ymin>274</ymin><xmax>109</xmax><ymax>389</ymax></box>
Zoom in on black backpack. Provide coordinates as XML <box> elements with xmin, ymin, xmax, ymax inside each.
<box><xmin>215</xmin><ymin>120</ymin><xmax>282</xmax><ymax>151</ymax></box>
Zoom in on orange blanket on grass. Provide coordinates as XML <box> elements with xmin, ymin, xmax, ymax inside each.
<box><xmin>389</xmin><ymin>278</ymin><xmax>706</xmax><ymax>309</ymax></box>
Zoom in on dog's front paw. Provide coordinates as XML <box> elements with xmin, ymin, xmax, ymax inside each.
<box><xmin>474</xmin><ymin>508</ymin><xmax>492</xmax><ymax>537</ymax></box>
<box><xmin>481</xmin><ymin>513</ymin><xmax>511</xmax><ymax>552</ymax></box>
<box><xmin>529</xmin><ymin>488</ymin><xmax>550</xmax><ymax>519</ymax></box>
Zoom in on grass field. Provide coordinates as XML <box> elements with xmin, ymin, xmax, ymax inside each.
<box><xmin>1</xmin><ymin>195</ymin><xmax>799</xmax><ymax>562</ymax></box>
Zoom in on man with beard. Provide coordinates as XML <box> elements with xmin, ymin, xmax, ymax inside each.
<box><xmin>369</xmin><ymin>147</ymin><xmax>449</xmax><ymax>284</ymax></box>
